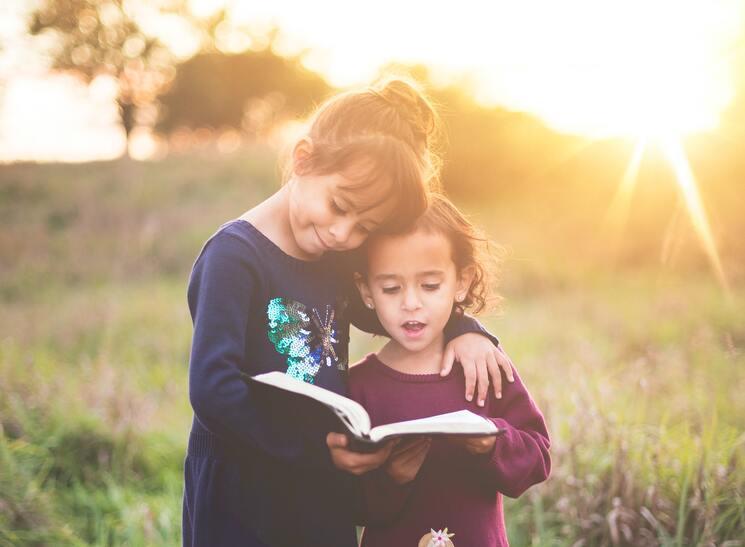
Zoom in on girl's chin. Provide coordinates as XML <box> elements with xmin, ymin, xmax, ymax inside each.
<box><xmin>390</xmin><ymin>325</ymin><xmax>448</xmax><ymax>355</ymax></box>
<box><xmin>394</xmin><ymin>332</ymin><xmax>432</xmax><ymax>352</ymax></box>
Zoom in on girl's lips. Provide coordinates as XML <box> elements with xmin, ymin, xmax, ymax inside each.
<box><xmin>401</xmin><ymin>321</ymin><xmax>426</xmax><ymax>338</ymax></box>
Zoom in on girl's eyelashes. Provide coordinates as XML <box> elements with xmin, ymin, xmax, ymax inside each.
<box><xmin>330</xmin><ymin>199</ymin><xmax>371</xmax><ymax>233</ymax></box>
<box><xmin>330</xmin><ymin>199</ymin><xmax>346</xmax><ymax>214</ymax></box>
<box><xmin>380</xmin><ymin>283</ymin><xmax>441</xmax><ymax>294</ymax></box>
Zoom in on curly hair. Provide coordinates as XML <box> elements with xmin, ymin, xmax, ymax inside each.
<box><xmin>362</xmin><ymin>192</ymin><xmax>502</xmax><ymax>315</ymax></box>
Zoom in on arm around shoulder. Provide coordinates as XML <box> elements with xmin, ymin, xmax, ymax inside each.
<box><xmin>443</xmin><ymin>313</ymin><xmax>500</xmax><ymax>347</ymax></box>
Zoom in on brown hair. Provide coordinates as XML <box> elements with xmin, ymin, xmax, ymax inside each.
<box><xmin>286</xmin><ymin>77</ymin><xmax>442</xmax><ymax>233</ymax></box>
<box><xmin>363</xmin><ymin>193</ymin><xmax>501</xmax><ymax>315</ymax></box>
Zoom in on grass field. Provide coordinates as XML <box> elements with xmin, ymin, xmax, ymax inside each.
<box><xmin>1</xmin><ymin>151</ymin><xmax>743</xmax><ymax>546</ymax></box>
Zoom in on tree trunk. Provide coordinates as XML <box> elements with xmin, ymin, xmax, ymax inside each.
<box><xmin>117</xmin><ymin>98</ymin><xmax>136</xmax><ymax>159</ymax></box>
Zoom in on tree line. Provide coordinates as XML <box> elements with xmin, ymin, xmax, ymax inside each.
<box><xmin>23</xmin><ymin>0</ymin><xmax>745</xmax><ymax>216</ymax></box>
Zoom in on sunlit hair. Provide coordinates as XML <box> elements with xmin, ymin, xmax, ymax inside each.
<box><xmin>285</xmin><ymin>77</ymin><xmax>442</xmax><ymax>232</ymax></box>
<box><xmin>362</xmin><ymin>193</ymin><xmax>501</xmax><ymax>315</ymax></box>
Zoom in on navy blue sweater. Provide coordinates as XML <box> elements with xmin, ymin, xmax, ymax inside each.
<box><xmin>182</xmin><ymin>219</ymin><xmax>497</xmax><ymax>547</ymax></box>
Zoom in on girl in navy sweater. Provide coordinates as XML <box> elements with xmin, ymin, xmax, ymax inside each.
<box><xmin>350</xmin><ymin>194</ymin><xmax>551</xmax><ymax>546</ymax></box>
<box><xmin>182</xmin><ymin>79</ymin><xmax>515</xmax><ymax>546</ymax></box>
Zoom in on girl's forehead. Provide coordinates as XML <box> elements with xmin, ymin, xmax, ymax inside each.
<box><xmin>368</xmin><ymin>229</ymin><xmax>452</xmax><ymax>266</ymax></box>
<box><xmin>335</xmin><ymin>175</ymin><xmax>395</xmax><ymax>220</ymax></box>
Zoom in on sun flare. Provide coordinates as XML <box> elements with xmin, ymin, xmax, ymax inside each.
<box><xmin>604</xmin><ymin>134</ymin><xmax>730</xmax><ymax>291</ymax></box>
<box><xmin>469</xmin><ymin>0</ymin><xmax>742</xmax><ymax>140</ymax></box>
<box><xmin>660</xmin><ymin>137</ymin><xmax>730</xmax><ymax>291</ymax></box>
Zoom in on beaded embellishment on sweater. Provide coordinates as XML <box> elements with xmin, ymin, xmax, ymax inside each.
<box><xmin>418</xmin><ymin>528</ymin><xmax>455</xmax><ymax>547</ymax></box>
<box><xmin>266</xmin><ymin>297</ymin><xmax>347</xmax><ymax>383</ymax></box>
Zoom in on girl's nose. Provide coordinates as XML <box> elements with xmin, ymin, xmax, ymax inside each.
<box><xmin>328</xmin><ymin>219</ymin><xmax>355</xmax><ymax>245</ymax></box>
<box><xmin>401</xmin><ymin>288</ymin><xmax>422</xmax><ymax>311</ymax></box>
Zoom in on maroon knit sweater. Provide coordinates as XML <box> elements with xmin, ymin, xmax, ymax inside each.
<box><xmin>349</xmin><ymin>353</ymin><xmax>551</xmax><ymax>547</ymax></box>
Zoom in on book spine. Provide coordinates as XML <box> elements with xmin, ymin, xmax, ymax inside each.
<box><xmin>347</xmin><ymin>436</ymin><xmax>382</xmax><ymax>454</ymax></box>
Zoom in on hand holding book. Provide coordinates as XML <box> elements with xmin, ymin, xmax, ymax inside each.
<box><xmin>385</xmin><ymin>436</ymin><xmax>432</xmax><ymax>484</ymax></box>
<box><xmin>446</xmin><ymin>433</ymin><xmax>498</xmax><ymax>455</ymax></box>
<box><xmin>242</xmin><ymin>371</ymin><xmax>501</xmax><ymax>453</ymax></box>
<box><xmin>325</xmin><ymin>431</ymin><xmax>398</xmax><ymax>475</ymax></box>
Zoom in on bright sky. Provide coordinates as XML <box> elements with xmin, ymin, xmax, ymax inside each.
<box><xmin>1</xmin><ymin>0</ymin><xmax>743</xmax><ymax>162</ymax></box>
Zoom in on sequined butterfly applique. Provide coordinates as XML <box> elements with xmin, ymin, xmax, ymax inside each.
<box><xmin>266</xmin><ymin>297</ymin><xmax>348</xmax><ymax>383</ymax></box>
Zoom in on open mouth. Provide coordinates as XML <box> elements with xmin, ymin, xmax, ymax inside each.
<box><xmin>401</xmin><ymin>320</ymin><xmax>426</xmax><ymax>337</ymax></box>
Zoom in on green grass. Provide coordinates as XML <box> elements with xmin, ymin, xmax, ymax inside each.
<box><xmin>1</xmin><ymin>152</ymin><xmax>743</xmax><ymax>545</ymax></box>
<box><xmin>489</xmin><ymin>274</ymin><xmax>745</xmax><ymax>545</ymax></box>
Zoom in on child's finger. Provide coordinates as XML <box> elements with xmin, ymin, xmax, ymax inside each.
<box><xmin>393</xmin><ymin>438</ymin><xmax>431</xmax><ymax>465</ymax></box>
<box><xmin>346</xmin><ymin>443</ymin><xmax>395</xmax><ymax>474</ymax></box>
<box><xmin>476</xmin><ymin>357</ymin><xmax>489</xmax><ymax>407</ymax></box>
<box><xmin>486</xmin><ymin>351</ymin><xmax>503</xmax><ymax>400</ymax></box>
<box><xmin>440</xmin><ymin>344</ymin><xmax>455</xmax><ymax>377</ymax></box>
<box><xmin>408</xmin><ymin>438</ymin><xmax>432</xmax><ymax>461</ymax></box>
<box><xmin>496</xmin><ymin>346</ymin><xmax>515</xmax><ymax>382</ymax></box>
<box><xmin>462</xmin><ymin>357</ymin><xmax>476</xmax><ymax>402</ymax></box>
<box><xmin>391</xmin><ymin>437</ymin><xmax>429</xmax><ymax>456</ymax></box>
<box><xmin>464</xmin><ymin>435</ymin><xmax>496</xmax><ymax>455</ymax></box>
<box><xmin>326</xmin><ymin>432</ymin><xmax>348</xmax><ymax>449</ymax></box>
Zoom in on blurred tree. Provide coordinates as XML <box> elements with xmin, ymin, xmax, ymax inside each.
<box><xmin>435</xmin><ymin>84</ymin><xmax>586</xmax><ymax>200</ymax></box>
<box><xmin>156</xmin><ymin>49</ymin><xmax>331</xmax><ymax>135</ymax></box>
<box><xmin>374</xmin><ymin>62</ymin><xmax>586</xmax><ymax>200</ymax></box>
<box><xmin>28</xmin><ymin>0</ymin><xmax>176</xmax><ymax>157</ymax></box>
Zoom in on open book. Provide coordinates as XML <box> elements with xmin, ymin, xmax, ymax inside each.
<box><xmin>242</xmin><ymin>371</ymin><xmax>500</xmax><ymax>452</ymax></box>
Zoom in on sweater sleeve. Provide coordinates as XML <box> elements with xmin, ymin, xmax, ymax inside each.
<box><xmin>460</xmin><ymin>367</ymin><xmax>551</xmax><ymax>498</ymax></box>
<box><xmin>187</xmin><ymin>232</ymin><xmax>332</xmax><ymax>469</ymax></box>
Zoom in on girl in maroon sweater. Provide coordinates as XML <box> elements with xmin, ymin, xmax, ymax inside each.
<box><xmin>350</xmin><ymin>194</ymin><xmax>551</xmax><ymax>546</ymax></box>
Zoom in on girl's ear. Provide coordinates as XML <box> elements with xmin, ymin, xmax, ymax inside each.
<box><xmin>354</xmin><ymin>272</ymin><xmax>375</xmax><ymax>310</ymax></box>
<box><xmin>455</xmin><ymin>265</ymin><xmax>476</xmax><ymax>303</ymax></box>
<box><xmin>291</xmin><ymin>137</ymin><xmax>313</xmax><ymax>175</ymax></box>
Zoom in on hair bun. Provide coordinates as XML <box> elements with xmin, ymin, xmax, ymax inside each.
<box><xmin>373</xmin><ymin>78</ymin><xmax>438</xmax><ymax>148</ymax></box>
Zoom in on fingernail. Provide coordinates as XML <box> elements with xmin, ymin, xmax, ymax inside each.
<box><xmin>497</xmin><ymin>392</ymin><xmax>502</xmax><ymax>399</ymax></box>
<box><xmin>466</xmin><ymin>394</ymin><xmax>473</xmax><ymax>401</ymax></box>
<box><xmin>478</xmin><ymin>400</ymin><xmax>485</xmax><ymax>407</ymax></box>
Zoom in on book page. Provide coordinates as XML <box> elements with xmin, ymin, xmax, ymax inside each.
<box><xmin>249</xmin><ymin>371</ymin><xmax>372</xmax><ymax>437</ymax></box>
<box><xmin>368</xmin><ymin>409</ymin><xmax>497</xmax><ymax>443</ymax></box>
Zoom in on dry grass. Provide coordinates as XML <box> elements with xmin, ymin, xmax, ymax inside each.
<box><xmin>1</xmin><ymin>152</ymin><xmax>743</xmax><ymax>545</ymax></box>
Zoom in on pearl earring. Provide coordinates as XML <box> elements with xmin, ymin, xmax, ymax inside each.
<box><xmin>456</xmin><ymin>295</ymin><xmax>464</xmax><ymax>302</ymax></box>
<box><xmin>366</xmin><ymin>302</ymin><xmax>374</xmax><ymax>309</ymax></box>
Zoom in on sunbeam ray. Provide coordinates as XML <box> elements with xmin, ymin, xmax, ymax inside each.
<box><xmin>660</xmin><ymin>136</ymin><xmax>730</xmax><ymax>293</ymax></box>
<box><xmin>602</xmin><ymin>138</ymin><xmax>647</xmax><ymax>255</ymax></box>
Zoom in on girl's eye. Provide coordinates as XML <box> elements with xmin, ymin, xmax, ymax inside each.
<box><xmin>422</xmin><ymin>284</ymin><xmax>441</xmax><ymax>291</ymax></box>
<box><xmin>356</xmin><ymin>224</ymin><xmax>370</xmax><ymax>234</ymax></box>
<box><xmin>330</xmin><ymin>200</ymin><xmax>345</xmax><ymax>214</ymax></box>
<box><xmin>381</xmin><ymin>286</ymin><xmax>400</xmax><ymax>294</ymax></box>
